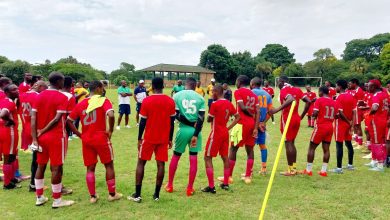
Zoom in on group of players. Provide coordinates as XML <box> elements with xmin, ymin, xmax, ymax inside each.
<box><xmin>0</xmin><ymin>71</ymin><xmax>389</xmax><ymax>208</ymax></box>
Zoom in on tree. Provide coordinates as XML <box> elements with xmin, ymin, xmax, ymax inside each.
<box><xmin>109</xmin><ymin>62</ymin><xmax>138</xmax><ymax>83</ymax></box>
<box><xmin>283</xmin><ymin>63</ymin><xmax>305</xmax><ymax>86</ymax></box>
<box><xmin>380</xmin><ymin>42</ymin><xmax>390</xmax><ymax>74</ymax></box>
<box><xmin>113</xmin><ymin>75</ymin><xmax>129</xmax><ymax>86</ymax></box>
<box><xmin>0</xmin><ymin>60</ymin><xmax>31</xmax><ymax>83</ymax></box>
<box><xmin>313</xmin><ymin>48</ymin><xmax>334</xmax><ymax>60</ymax></box>
<box><xmin>256</xmin><ymin>44</ymin><xmax>295</xmax><ymax>68</ymax></box>
<box><xmin>199</xmin><ymin>44</ymin><xmax>233</xmax><ymax>84</ymax></box>
<box><xmin>230</xmin><ymin>51</ymin><xmax>256</xmax><ymax>81</ymax></box>
<box><xmin>350</xmin><ymin>57</ymin><xmax>369</xmax><ymax>74</ymax></box>
<box><xmin>343</xmin><ymin>33</ymin><xmax>390</xmax><ymax>62</ymax></box>
<box><xmin>256</xmin><ymin>61</ymin><xmax>273</xmax><ymax>81</ymax></box>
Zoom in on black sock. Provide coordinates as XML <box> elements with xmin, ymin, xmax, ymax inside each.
<box><xmin>154</xmin><ymin>184</ymin><xmax>162</xmax><ymax>198</ymax></box>
<box><xmin>345</xmin><ymin>141</ymin><xmax>354</xmax><ymax>165</ymax></box>
<box><xmin>336</xmin><ymin>141</ymin><xmax>343</xmax><ymax>168</ymax></box>
<box><xmin>135</xmin><ymin>184</ymin><xmax>142</xmax><ymax>197</ymax></box>
<box><xmin>109</xmin><ymin>192</ymin><xmax>115</xmax><ymax>196</ymax></box>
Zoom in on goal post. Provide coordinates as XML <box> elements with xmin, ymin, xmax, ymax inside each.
<box><xmin>274</xmin><ymin>77</ymin><xmax>323</xmax><ymax>89</ymax></box>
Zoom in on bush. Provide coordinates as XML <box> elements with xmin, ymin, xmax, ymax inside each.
<box><xmin>113</xmin><ymin>75</ymin><xmax>129</xmax><ymax>86</ymax></box>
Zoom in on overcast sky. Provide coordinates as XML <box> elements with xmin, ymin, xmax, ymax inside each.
<box><xmin>1</xmin><ymin>0</ymin><xmax>389</xmax><ymax>72</ymax></box>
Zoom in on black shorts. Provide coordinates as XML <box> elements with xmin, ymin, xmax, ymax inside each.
<box><xmin>119</xmin><ymin>104</ymin><xmax>131</xmax><ymax>115</ymax></box>
<box><xmin>136</xmin><ymin>103</ymin><xmax>142</xmax><ymax>113</ymax></box>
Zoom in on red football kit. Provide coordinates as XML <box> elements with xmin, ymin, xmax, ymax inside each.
<box><xmin>32</xmin><ymin>89</ymin><xmax>68</xmax><ymax>166</ymax></box>
<box><xmin>138</xmin><ymin>94</ymin><xmax>176</xmax><ymax>162</ymax></box>
<box><xmin>370</xmin><ymin>91</ymin><xmax>389</xmax><ymax>144</ymax></box>
<box><xmin>263</xmin><ymin>86</ymin><xmax>274</xmax><ymax>97</ymax></box>
<box><xmin>328</xmin><ymin>87</ymin><xmax>336</xmax><ymax>99</ymax></box>
<box><xmin>206</xmin><ymin>99</ymin><xmax>236</xmax><ymax>157</ymax></box>
<box><xmin>310</xmin><ymin>97</ymin><xmax>335</xmax><ymax>144</ymax></box>
<box><xmin>334</xmin><ymin>93</ymin><xmax>356</xmax><ymax>142</ymax></box>
<box><xmin>279</xmin><ymin>85</ymin><xmax>305</xmax><ymax>141</ymax></box>
<box><xmin>19</xmin><ymin>91</ymin><xmax>39</xmax><ymax>150</ymax></box>
<box><xmin>347</xmin><ymin>87</ymin><xmax>365</xmax><ymax>125</ymax></box>
<box><xmin>18</xmin><ymin>82</ymin><xmax>31</xmax><ymax>94</ymax></box>
<box><xmin>0</xmin><ymin>90</ymin><xmax>5</xmax><ymax>100</ymax></box>
<box><xmin>234</xmin><ymin>87</ymin><xmax>259</xmax><ymax>147</ymax></box>
<box><xmin>362</xmin><ymin>92</ymin><xmax>372</xmax><ymax>131</ymax></box>
<box><xmin>304</xmin><ymin>91</ymin><xmax>317</xmax><ymax>116</ymax></box>
<box><xmin>68</xmin><ymin>98</ymin><xmax>115</xmax><ymax>166</ymax></box>
<box><xmin>0</xmin><ymin>98</ymin><xmax>19</xmax><ymax>155</ymax></box>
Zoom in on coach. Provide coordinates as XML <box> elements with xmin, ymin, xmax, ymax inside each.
<box><xmin>117</xmin><ymin>80</ymin><xmax>132</xmax><ymax>130</ymax></box>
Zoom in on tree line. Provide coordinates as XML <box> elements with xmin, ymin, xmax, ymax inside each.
<box><xmin>1</xmin><ymin>33</ymin><xmax>389</xmax><ymax>86</ymax></box>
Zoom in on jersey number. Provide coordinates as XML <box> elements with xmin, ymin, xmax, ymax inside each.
<box><xmin>83</xmin><ymin>110</ymin><xmax>97</xmax><ymax>125</ymax></box>
<box><xmin>246</xmin><ymin>96</ymin><xmax>255</xmax><ymax>110</ymax></box>
<box><xmin>258</xmin><ymin>95</ymin><xmax>268</xmax><ymax>108</ymax></box>
<box><xmin>182</xmin><ymin>99</ymin><xmax>197</xmax><ymax>114</ymax></box>
<box><xmin>324</xmin><ymin>106</ymin><xmax>335</xmax><ymax>119</ymax></box>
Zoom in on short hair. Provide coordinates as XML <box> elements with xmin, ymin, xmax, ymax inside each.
<box><xmin>152</xmin><ymin>77</ymin><xmax>164</xmax><ymax>90</ymax></box>
<box><xmin>0</xmin><ymin>77</ymin><xmax>12</xmax><ymax>87</ymax></box>
<box><xmin>48</xmin><ymin>72</ymin><xmax>64</xmax><ymax>85</ymax></box>
<box><xmin>350</xmin><ymin>78</ymin><xmax>359</xmax><ymax>85</ymax></box>
<box><xmin>336</xmin><ymin>79</ymin><xmax>348</xmax><ymax>90</ymax></box>
<box><xmin>89</xmin><ymin>80</ymin><xmax>103</xmax><ymax>92</ymax></box>
<box><xmin>237</xmin><ymin>75</ymin><xmax>250</xmax><ymax>86</ymax></box>
<box><xmin>185</xmin><ymin>77</ymin><xmax>197</xmax><ymax>87</ymax></box>
<box><xmin>64</xmin><ymin>76</ymin><xmax>73</xmax><ymax>89</ymax></box>
<box><xmin>279</xmin><ymin>75</ymin><xmax>289</xmax><ymax>82</ymax></box>
<box><xmin>3</xmin><ymin>84</ymin><xmax>17</xmax><ymax>93</ymax></box>
<box><xmin>213</xmin><ymin>84</ymin><xmax>223</xmax><ymax>95</ymax></box>
<box><xmin>251</xmin><ymin>77</ymin><xmax>262</xmax><ymax>87</ymax></box>
<box><xmin>319</xmin><ymin>86</ymin><xmax>329</xmax><ymax>95</ymax></box>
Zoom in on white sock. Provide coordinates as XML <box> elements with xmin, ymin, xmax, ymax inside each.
<box><xmin>378</xmin><ymin>163</ymin><xmax>384</xmax><ymax>169</ymax></box>
<box><xmin>306</xmin><ymin>163</ymin><xmax>313</xmax><ymax>172</ymax></box>
<box><xmin>321</xmin><ymin>163</ymin><xmax>328</xmax><ymax>172</ymax></box>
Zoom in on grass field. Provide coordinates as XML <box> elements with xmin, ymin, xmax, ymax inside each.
<box><xmin>1</xmin><ymin>87</ymin><xmax>390</xmax><ymax>220</ymax></box>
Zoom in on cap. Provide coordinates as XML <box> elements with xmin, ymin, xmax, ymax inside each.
<box><xmin>139</xmin><ymin>80</ymin><xmax>145</xmax><ymax>84</ymax></box>
<box><xmin>211</xmin><ymin>78</ymin><xmax>216</xmax><ymax>82</ymax></box>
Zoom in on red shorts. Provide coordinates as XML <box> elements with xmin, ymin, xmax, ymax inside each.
<box><xmin>280</xmin><ymin>115</ymin><xmax>301</xmax><ymax>141</ymax></box>
<box><xmin>21</xmin><ymin>123</ymin><xmax>32</xmax><ymax>150</ymax></box>
<box><xmin>307</xmin><ymin>105</ymin><xmax>314</xmax><ymax>116</ymax></box>
<box><xmin>369</xmin><ymin>119</ymin><xmax>387</xmax><ymax>144</ymax></box>
<box><xmin>82</xmin><ymin>133</ymin><xmax>114</xmax><ymax>166</ymax></box>
<box><xmin>37</xmin><ymin>132</ymin><xmax>67</xmax><ymax>166</ymax></box>
<box><xmin>354</xmin><ymin>109</ymin><xmax>364</xmax><ymax>125</ymax></box>
<box><xmin>205</xmin><ymin>132</ymin><xmax>229</xmax><ymax>157</ymax></box>
<box><xmin>310</xmin><ymin>123</ymin><xmax>333</xmax><ymax>144</ymax></box>
<box><xmin>236</xmin><ymin>122</ymin><xmax>256</xmax><ymax>147</ymax></box>
<box><xmin>138</xmin><ymin>140</ymin><xmax>168</xmax><ymax>162</ymax></box>
<box><xmin>334</xmin><ymin>120</ymin><xmax>352</xmax><ymax>142</ymax></box>
<box><xmin>0</xmin><ymin>127</ymin><xmax>18</xmax><ymax>155</ymax></box>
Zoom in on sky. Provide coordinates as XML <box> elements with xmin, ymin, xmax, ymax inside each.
<box><xmin>1</xmin><ymin>0</ymin><xmax>389</xmax><ymax>72</ymax></box>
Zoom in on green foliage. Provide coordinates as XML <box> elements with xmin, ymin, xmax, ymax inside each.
<box><xmin>0</xmin><ymin>60</ymin><xmax>31</xmax><ymax>83</ymax></box>
<box><xmin>256</xmin><ymin>61</ymin><xmax>273</xmax><ymax>81</ymax></box>
<box><xmin>283</xmin><ymin>63</ymin><xmax>305</xmax><ymax>86</ymax></box>
<box><xmin>199</xmin><ymin>44</ymin><xmax>233</xmax><ymax>83</ymax></box>
<box><xmin>113</xmin><ymin>75</ymin><xmax>129</xmax><ymax>86</ymax></box>
<box><xmin>230</xmin><ymin>51</ymin><xmax>256</xmax><ymax>81</ymax></box>
<box><xmin>257</xmin><ymin>44</ymin><xmax>295</xmax><ymax>68</ymax></box>
<box><xmin>349</xmin><ymin>57</ymin><xmax>369</xmax><ymax>74</ymax></box>
<box><xmin>109</xmin><ymin>62</ymin><xmax>142</xmax><ymax>84</ymax></box>
<box><xmin>313</xmin><ymin>48</ymin><xmax>334</xmax><ymax>60</ymax></box>
<box><xmin>380</xmin><ymin>42</ymin><xmax>390</xmax><ymax>74</ymax></box>
<box><xmin>343</xmin><ymin>33</ymin><xmax>390</xmax><ymax>61</ymax></box>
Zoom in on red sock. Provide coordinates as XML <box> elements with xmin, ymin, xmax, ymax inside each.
<box><xmin>245</xmin><ymin>159</ymin><xmax>254</xmax><ymax>177</ymax></box>
<box><xmin>86</xmin><ymin>172</ymin><xmax>96</xmax><ymax>196</ymax></box>
<box><xmin>206</xmin><ymin>167</ymin><xmax>214</xmax><ymax>188</ymax></box>
<box><xmin>379</xmin><ymin>144</ymin><xmax>387</xmax><ymax>162</ymax></box>
<box><xmin>52</xmin><ymin>183</ymin><xmax>62</xmax><ymax>199</ymax></box>
<box><xmin>372</xmin><ymin>144</ymin><xmax>379</xmax><ymax>160</ymax></box>
<box><xmin>106</xmin><ymin>179</ymin><xmax>116</xmax><ymax>194</ymax></box>
<box><xmin>35</xmin><ymin>179</ymin><xmax>44</xmax><ymax>197</ymax></box>
<box><xmin>357</xmin><ymin>137</ymin><xmax>363</xmax><ymax>145</ymax></box>
<box><xmin>3</xmin><ymin>164</ymin><xmax>12</xmax><ymax>186</ymax></box>
<box><xmin>223</xmin><ymin>168</ymin><xmax>230</xmax><ymax>185</ymax></box>
<box><xmin>229</xmin><ymin>160</ymin><xmax>236</xmax><ymax>177</ymax></box>
<box><xmin>311</xmin><ymin>119</ymin><xmax>315</xmax><ymax>127</ymax></box>
<box><xmin>167</xmin><ymin>154</ymin><xmax>180</xmax><ymax>187</ymax></box>
<box><xmin>188</xmin><ymin>155</ymin><xmax>197</xmax><ymax>189</ymax></box>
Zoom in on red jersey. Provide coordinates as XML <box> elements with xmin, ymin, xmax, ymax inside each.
<box><xmin>347</xmin><ymin>87</ymin><xmax>365</xmax><ymax>104</ymax></box>
<box><xmin>335</xmin><ymin>93</ymin><xmax>356</xmax><ymax>121</ymax></box>
<box><xmin>313</xmin><ymin>97</ymin><xmax>336</xmax><ymax>125</ymax></box>
<box><xmin>0</xmin><ymin>90</ymin><xmax>5</xmax><ymax>100</ymax></box>
<box><xmin>32</xmin><ymin>89</ymin><xmax>68</xmax><ymax>135</ymax></box>
<box><xmin>279</xmin><ymin>85</ymin><xmax>304</xmax><ymax>119</ymax></box>
<box><xmin>18</xmin><ymin>82</ymin><xmax>31</xmax><ymax>94</ymax></box>
<box><xmin>304</xmin><ymin>91</ymin><xmax>317</xmax><ymax>101</ymax></box>
<box><xmin>139</xmin><ymin>94</ymin><xmax>175</xmax><ymax>144</ymax></box>
<box><xmin>263</xmin><ymin>86</ymin><xmax>274</xmax><ymax>97</ymax></box>
<box><xmin>372</xmin><ymin>91</ymin><xmax>389</xmax><ymax>120</ymax></box>
<box><xmin>328</xmin><ymin>87</ymin><xmax>336</xmax><ymax>98</ymax></box>
<box><xmin>61</xmin><ymin>91</ymin><xmax>76</xmax><ymax>114</ymax></box>
<box><xmin>0</xmin><ymin>98</ymin><xmax>18</xmax><ymax>128</ymax></box>
<box><xmin>69</xmin><ymin>98</ymin><xmax>114</xmax><ymax>136</ymax></box>
<box><xmin>234</xmin><ymin>87</ymin><xmax>259</xmax><ymax>125</ymax></box>
<box><xmin>19</xmin><ymin>91</ymin><xmax>39</xmax><ymax>125</ymax></box>
<box><xmin>209</xmin><ymin>99</ymin><xmax>236</xmax><ymax>135</ymax></box>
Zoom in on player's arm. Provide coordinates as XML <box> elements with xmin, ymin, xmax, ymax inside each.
<box><xmin>171</xmin><ymin>89</ymin><xmax>175</xmax><ymax>97</ymax></box>
<box><xmin>312</xmin><ymin>109</ymin><xmax>319</xmax><ymax>120</ymax></box>
<box><xmin>190</xmin><ymin>110</ymin><xmax>205</xmax><ymax>147</ymax></box>
<box><xmin>175</xmin><ymin>110</ymin><xmax>196</xmax><ymax>127</ymax></box>
<box><xmin>237</xmin><ymin>101</ymin><xmax>253</xmax><ymax>117</ymax></box>
<box><xmin>338</xmin><ymin>110</ymin><xmax>352</xmax><ymax>126</ymax></box>
<box><xmin>138</xmin><ymin>117</ymin><xmax>147</xmax><ymax>141</ymax></box>
<box><xmin>38</xmin><ymin>112</ymin><xmax>64</xmax><ymax>136</ymax></box>
<box><xmin>300</xmin><ymin>96</ymin><xmax>311</xmax><ymax>119</ymax></box>
<box><xmin>169</xmin><ymin>116</ymin><xmax>175</xmax><ymax>149</ymax></box>
<box><xmin>269</xmin><ymin>94</ymin><xmax>294</xmax><ymax>115</ymax></box>
<box><xmin>207</xmin><ymin>114</ymin><xmax>213</xmax><ymax>123</ymax></box>
<box><xmin>0</xmin><ymin>109</ymin><xmax>13</xmax><ymax>127</ymax></box>
<box><xmin>106</xmin><ymin>110</ymin><xmax>115</xmax><ymax>139</ymax></box>
<box><xmin>252</xmin><ymin>105</ymin><xmax>260</xmax><ymax>137</ymax></box>
<box><xmin>31</xmin><ymin>110</ymin><xmax>38</xmax><ymax>145</ymax></box>
<box><xmin>227</xmin><ymin>113</ymin><xmax>240</xmax><ymax>130</ymax></box>
<box><xmin>66</xmin><ymin>117</ymin><xmax>81</xmax><ymax>137</ymax></box>
<box><xmin>369</xmin><ymin>103</ymin><xmax>379</xmax><ymax>115</ymax></box>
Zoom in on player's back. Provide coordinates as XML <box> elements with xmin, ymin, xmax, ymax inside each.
<box><xmin>372</xmin><ymin>91</ymin><xmax>389</xmax><ymax>119</ymax></box>
<box><xmin>20</xmin><ymin>91</ymin><xmax>38</xmax><ymax>124</ymax></box>
<box><xmin>336</xmin><ymin>93</ymin><xmax>356</xmax><ymax>121</ymax></box>
<box><xmin>234</xmin><ymin>87</ymin><xmax>258</xmax><ymax>125</ymax></box>
<box><xmin>209</xmin><ymin>99</ymin><xmax>235</xmax><ymax>133</ymax></box>
<box><xmin>174</xmin><ymin>90</ymin><xmax>205</xmax><ymax>123</ymax></box>
<box><xmin>280</xmin><ymin>86</ymin><xmax>303</xmax><ymax>117</ymax></box>
<box><xmin>252</xmin><ymin>88</ymin><xmax>272</xmax><ymax>122</ymax></box>
<box><xmin>263</xmin><ymin>87</ymin><xmax>274</xmax><ymax>96</ymax></box>
<box><xmin>33</xmin><ymin>89</ymin><xmax>68</xmax><ymax>134</ymax></box>
<box><xmin>315</xmin><ymin>97</ymin><xmax>336</xmax><ymax>125</ymax></box>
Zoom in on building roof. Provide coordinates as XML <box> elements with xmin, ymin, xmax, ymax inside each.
<box><xmin>140</xmin><ymin>63</ymin><xmax>215</xmax><ymax>74</ymax></box>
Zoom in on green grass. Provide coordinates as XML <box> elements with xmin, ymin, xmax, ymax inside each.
<box><xmin>1</xmin><ymin>88</ymin><xmax>390</xmax><ymax>219</ymax></box>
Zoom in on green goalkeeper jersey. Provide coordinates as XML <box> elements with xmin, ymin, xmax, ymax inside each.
<box><xmin>173</xmin><ymin>90</ymin><xmax>205</xmax><ymax>123</ymax></box>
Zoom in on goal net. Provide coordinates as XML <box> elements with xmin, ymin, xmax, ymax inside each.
<box><xmin>274</xmin><ymin>77</ymin><xmax>323</xmax><ymax>89</ymax></box>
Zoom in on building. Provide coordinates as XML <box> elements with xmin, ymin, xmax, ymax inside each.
<box><xmin>140</xmin><ymin>63</ymin><xmax>215</xmax><ymax>87</ymax></box>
